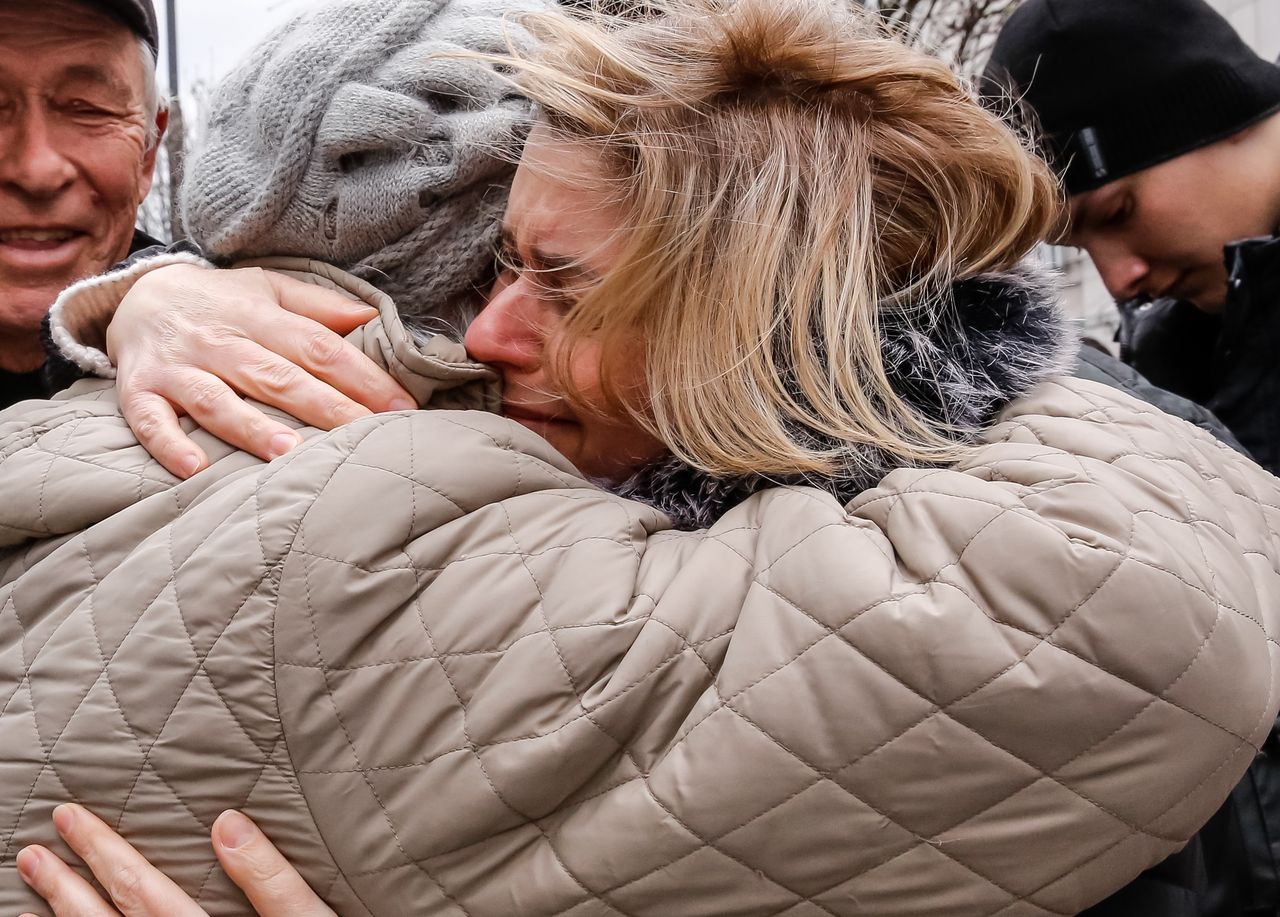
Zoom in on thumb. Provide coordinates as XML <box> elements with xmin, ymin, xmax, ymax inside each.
<box><xmin>212</xmin><ymin>811</ymin><xmax>336</xmax><ymax>917</ymax></box>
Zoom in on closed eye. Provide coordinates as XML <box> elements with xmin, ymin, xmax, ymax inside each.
<box><xmin>61</xmin><ymin>100</ymin><xmax>118</xmax><ymax>119</ymax></box>
<box><xmin>494</xmin><ymin>234</ymin><xmax>524</xmax><ymax>277</ymax></box>
<box><xmin>1104</xmin><ymin>195</ymin><xmax>1134</xmax><ymax>228</ymax></box>
<box><xmin>494</xmin><ymin>233</ymin><xmax>581</xmax><ymax>310</ymax></box>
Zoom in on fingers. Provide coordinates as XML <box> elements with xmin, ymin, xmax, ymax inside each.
<box><xmin>252</xmin><ymin>304</ymin><xmax>418</xmax><ymax>415</ymax></box>
<box><xmin>27</xmin><ymin>805</ymin><xmax>207</xmax><ymax>917</ymax></box>
<box><xmin>266</xmin><ymin>272</ymin><xmax>379</xmax><ymax>335</ymax></box>
<box><xmin>117</xmin><ymin>389</ymin><xmax>208</xmax><ymax>479</ymax></box>
<box><xmin>212</xmin><ymin>812</ymin><xmax>336</xmax><ymax>917</ymax></box>
<box><xmin>170</xmin><ymin>370</ymin><xmax>306</xmax><ymax>464</ymax></box>
<box><xmin>119</xmin><ymin>367</ymin><xmax>302</xmax><ymax>474</ymax></box>
<box><xmin>17</xmin><ymin>808</ymin><xmax>332</xmax><ymax>917</ymax></box>
<box><xmin>107</xmin><ymin>264</ymin><xmax>416</xmax><ymax>472</ymax></box>
<box><xmin>17</xmin><ymin>845</ymin><xmax>121</xmax><ymax>917</ymax></box>
<box><xmin>217</xmin><ymin>328</ymin><xmax>395</xmax><ymax>427</ymax></box>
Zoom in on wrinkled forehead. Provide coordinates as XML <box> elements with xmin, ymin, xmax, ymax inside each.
<box><xmin>506</xmin><ymin>126</ymin><xmax>627</xmax><ymax>266</ymax></box>
<box><xmin>511</xmin><ymin>125</ymin><xmax>607</xmax><ymax>207</ymax></box>
<box><xmin>0</xmin><ymin>0</ymin><xmax>143</xmax><ymax>88</ymax></box>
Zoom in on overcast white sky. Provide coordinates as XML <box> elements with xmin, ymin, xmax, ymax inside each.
<box><xmin>155</xmin><ymin>0</ymin><xmax>328</xmax><ymax>98</ymax></box>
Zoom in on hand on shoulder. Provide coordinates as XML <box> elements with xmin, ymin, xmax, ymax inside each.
<box><xmin>18</xmin><ymin>804</ymin><xmax>334</xmax><ymax>917</ymax></box>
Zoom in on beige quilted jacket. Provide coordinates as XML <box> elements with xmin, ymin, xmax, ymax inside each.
<box><xmin>2</xmin><ymin>260</ymin><xmax>1280</xmax><ymax>917</ymax></box>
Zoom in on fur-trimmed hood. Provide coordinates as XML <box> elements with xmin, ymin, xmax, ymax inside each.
<box><xmin>615</xmin><ymin>260</ymin><xmax>1074</xmax><ymax>529</ymax></box>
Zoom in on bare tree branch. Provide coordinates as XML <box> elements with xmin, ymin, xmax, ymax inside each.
<box><xmin>863</xmin><ymin>0</ymin><xmax>1022</xmax><ymax>77</ymax></box>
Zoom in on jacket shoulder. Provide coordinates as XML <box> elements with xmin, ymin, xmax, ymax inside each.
<box><xmin>1072</xmin><ymin>345</ymin><xmax>1245</xmax><ymax>452</ymax></box>
<box><xmin>269</xmin><ymin>389</ymin><xmax>1280</xmax><ymax>914</ymax></box>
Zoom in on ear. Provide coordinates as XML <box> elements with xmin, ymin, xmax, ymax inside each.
<box><xmin>154</xmin><ymin>106</ymin><xmax>171</xmax><ymax>147</ymax></box>
<box><xmin>137</xmin><ymin>107</ymin><xmax>171</xmax><ymax>200</ymax></box>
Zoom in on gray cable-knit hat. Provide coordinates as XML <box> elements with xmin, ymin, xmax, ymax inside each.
<box><xmin>183</xmin><ymin>0</ymin><xmax>542</xmax><ymax>335</ymax></box>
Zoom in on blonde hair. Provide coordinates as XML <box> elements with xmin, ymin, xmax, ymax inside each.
<box><xmin>494</xmin><ymin>0</ymin><xmax>1060</xmax><ymax>479</ymax></box>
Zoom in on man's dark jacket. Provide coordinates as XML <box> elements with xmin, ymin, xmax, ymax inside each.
<box><xmin>0</xmin><ymin>230</ymin><xmax>161</xmax><ymax>411</ymax></box>
<box><xmin>1119</xmin><ymin>233</ymin><xmax>1280</xmax><ymax>476</ymax></box>
<box><xmin>1105</xmin><ymin>232</ymin><xmax>1280</xmax><ymax>916</ymax></box>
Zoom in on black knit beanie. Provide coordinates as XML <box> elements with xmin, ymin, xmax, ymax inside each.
<box><xmin>982</xmin><ymin>0</ymin><xmax>1280</xmax><ymax>195</ymax></box>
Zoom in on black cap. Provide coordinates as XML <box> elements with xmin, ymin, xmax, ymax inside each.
<box><xmin>982</xmin><ymin>0</ymin><xmax>1280</xmax><ymax>196</ymax></box>
<box><xmin>84</xmin><ymin>0</ymin><xmax>160</xmax><ymax>56</ymax></box>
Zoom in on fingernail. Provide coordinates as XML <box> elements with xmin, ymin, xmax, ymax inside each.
<box><xmin>215</xmin><ymin>810</ymin><xmax>256</xmax><ymax>850</ymax></box>
<box><xmin>52</xmin><ymin>804</ymin><xmax>76</xmax><ymax>836</ymax></box>
<box><xmin>180</xmin><ymin>454</ymin><xmax>202</xmax><ymax>478</ymax></box>
<box><xmin>389</xmin><ymin>397</ymin><xmax>417</xmax><ymax>412</ymax></box>
<box><xmin>16</xmin><ymin>847</ymin><xmax>39</xmax><ymax>883</ymax></box>
<box><xmin>268</xmin><ymin>433</ymin><xmax>299</xmax><ymax>460</ymax></box>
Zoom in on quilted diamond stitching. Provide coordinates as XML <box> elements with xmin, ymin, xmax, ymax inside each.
<box><xmin>5</xmin><ymin>380</ymin><xmax>1280</xmax><ymax>917</ymax></box>
<box><xmin>562</xmin><ymin>430</ymin><xmax>1257</xmax><ymax>909</ymax></box>
<box><xmin>17</xmin><ymin>553</ymin><xmax>272</xmax><ymax>845</ymax></box>
<box><xmin>285</xmin><ymin>414</ymin><xmax>1254</xmax><ymax>911</ymax></box>
<box><xmin>748</xmin><ymin>527</ymin><xmax>1244</xmax><ymax>814</ymax></box>
<box><xmin>411</xmin><ymin>413</ymin><xmax>593</xmax><ymax>912</ymax></box>
<box><xmin>293</xmin><ymin>550</ymin><xmax>476</xmax><ymax>914</ymax></box>
<box><xmin>0</xmin><ymin>431</ymin><xmax>350</xmax><ymax>899</ymax></box>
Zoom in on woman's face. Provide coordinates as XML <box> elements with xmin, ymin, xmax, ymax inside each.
<box><xmin>464</xmin><ymin>128</ymin><xmax>666</xmax><ymax>481</ymax></box>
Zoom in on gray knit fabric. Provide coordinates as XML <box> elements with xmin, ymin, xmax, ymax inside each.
<box><xmin>182</xmin><ymin>0</ymin><xmax>541</xmax><ymax>336</ymax></box>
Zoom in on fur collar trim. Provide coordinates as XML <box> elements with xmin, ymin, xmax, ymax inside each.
<box><xmin>612</xmin><ymin>261</ymin><xmax>1073</xmax><ymax>530</ymax></box>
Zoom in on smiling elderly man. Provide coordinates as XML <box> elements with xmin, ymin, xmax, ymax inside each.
<box><xmin>0</xmin><ymin>0</ymin><xmax>167</xmax><ymax>409</ymax></box>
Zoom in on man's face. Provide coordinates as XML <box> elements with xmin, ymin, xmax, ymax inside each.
<box><xmin>0</xmin><ymin>1</ymin><xmax>160</xmax><ymax>363</ymax></box>
<box><xmin>1065</xmin><ymin>126</ymin><xmax>1280</xmax><ymax>312</ymax></box>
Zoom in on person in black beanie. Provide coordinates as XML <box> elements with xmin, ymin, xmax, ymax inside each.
<box><xmin>984</xmin><ymin>0</ymin><xmax>1280</xmax><ymax>476</ymax></box>
<box><xmin>986</xmin><ymin>6</ymin><xmax>1280</xmax><ymax>916</ymax></box>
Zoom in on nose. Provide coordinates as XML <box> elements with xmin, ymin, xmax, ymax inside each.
<box><xmin>1089</xmin><ymin>244</ymin><xmax>1152</xmax><ymax>302</ymax></box>
<box><xmin>0</xmin><ymin>106</ymin><xmax>77</xmax><ymax>200</ymax></box>
<box><xmin>464</xmin><ymin>275</ymin><xmax>552</xmax><ymax>370</ymax></box>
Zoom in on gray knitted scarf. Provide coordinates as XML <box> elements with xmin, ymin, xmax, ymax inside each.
<box><xmin>182</xmin><ymin>0</ymin><xmax>542</xmax><ymax>334</ymax></box>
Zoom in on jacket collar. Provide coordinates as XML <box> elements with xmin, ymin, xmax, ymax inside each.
<box><xmin>1219</xmin><ymin>232</ymin><xmax>1280</xmax><ymax>345</ymax></box>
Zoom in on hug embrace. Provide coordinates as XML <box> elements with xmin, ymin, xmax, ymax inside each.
<box><xmin>2</xmin><ymin>0</ymin><xmax>1280</xmax><ymax>915</ymax></box>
